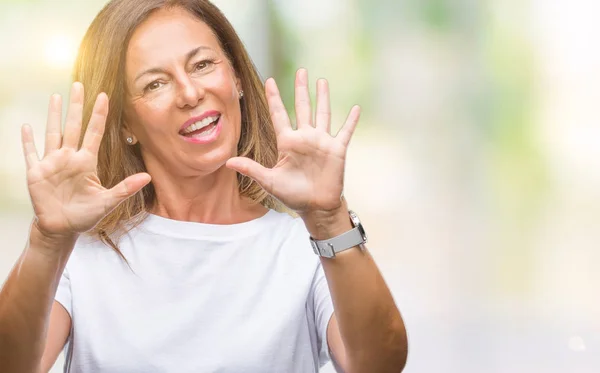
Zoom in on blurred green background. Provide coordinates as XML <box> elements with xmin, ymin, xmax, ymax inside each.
<box><xmin>1</xmin><ymin>0</ymin><xmax>600</xmax><ymax>372</ymax></box>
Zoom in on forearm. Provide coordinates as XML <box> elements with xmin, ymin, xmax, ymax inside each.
<box><xmin>0</xmin><ymin>222</ymin><xmax>76</xmax><ymax>372</ymax></box>
<box><xmin>303</xmin><ymin>204</ymin><xmax>408</xmax><ymax>373</ymax></box>
<box><xmin>321</xmin><ymin>247</ymin><xmax>407</xmax><ymax>372</ymax></box>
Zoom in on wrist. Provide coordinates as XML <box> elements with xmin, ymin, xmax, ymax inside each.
<box><xmin>300</xmin><ymin>200</ymin><xmax>352</xmax><ymax>240</ymax></box>
<box><xmin>29</xmin><ymin>220</ymin><xmax>78</xmax><ymax>260</ymax></box>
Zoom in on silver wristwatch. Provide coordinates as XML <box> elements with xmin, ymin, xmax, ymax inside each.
<box><xmin>309</xmin><ymin>210</ymin><xmax>368</xmax><ymax>258</ymax></box>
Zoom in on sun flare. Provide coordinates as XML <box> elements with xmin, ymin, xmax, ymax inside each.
<box><xmin>44</xmin><ymin>34</ymin><xmax>77</xmax><ymax>68</ymax></box>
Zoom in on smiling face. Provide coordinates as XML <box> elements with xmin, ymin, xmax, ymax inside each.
<box><xmin>124</xmin><ymin>6</ymin><xmax>242</xmax><ymax>177</ymax></box>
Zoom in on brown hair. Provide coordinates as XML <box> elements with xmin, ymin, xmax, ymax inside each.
<box><xmin>73</xmin><ymin>0</ymin><xmax>282</xmax><ymax>256</ymax></box>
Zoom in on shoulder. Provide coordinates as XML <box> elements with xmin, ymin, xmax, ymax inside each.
<box><xmin>74</xmin><ymin>233</ymin><xmax>104</xmax><ymax>247</ymax></box>
<box><xmin>70</xmin><ymin>233</ymin><xmax>106</xmax><ymax>256</ymax></box>
<box><xmin>65</xmin><ymin>232</ymin><xmax>125</xmax><ymax>272</ymax></box>
<box><xmin>260</xmin><ymin>210</ymin><xmax>319</xmax><ymax>262</ymax></box>
<box><xmin>265</xmin><ymin>209</ymin><xmax>302</xmax><ymax>228</ymax></box>
<box><xmin>262</xmin><ymin>209</ymin><xmax>311</xmax><ymax>241</ymax></box>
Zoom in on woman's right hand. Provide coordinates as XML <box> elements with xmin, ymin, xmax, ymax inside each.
<box><xmin>21</xmin><ymin>82</ymin><xmax>151</xmax><ymax>240</ymax></box>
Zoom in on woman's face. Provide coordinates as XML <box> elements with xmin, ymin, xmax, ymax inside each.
<box><xmin>124</xmin><ymin>6</ymin><xmax>242</xmax><ymax>177</ymax></box>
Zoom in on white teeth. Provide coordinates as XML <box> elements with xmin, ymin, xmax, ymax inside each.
<box><xmin>182</xmin><ymin>115</ymin><xmax>220</xmax><ymax>134</ymax></box>
<box><xmin>188</xmin><ymin>123</ymin><xmax>218</xmax><ymax>138</ymax></box>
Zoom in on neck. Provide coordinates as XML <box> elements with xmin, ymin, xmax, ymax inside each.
<box><xmin>147</xmin><ymin>164</ymin><xmax>267</xmax><ymax>224</ymax></box>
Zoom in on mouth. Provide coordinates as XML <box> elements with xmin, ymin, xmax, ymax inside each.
<box><xmin>179</xmin><ymin>113</ymin><xmax>221</xmax><ymax>139</ymax></box>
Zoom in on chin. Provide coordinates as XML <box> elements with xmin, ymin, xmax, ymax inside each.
<box><xmin>186</xmin><ymin>149</ymin><xmax>235</xmax><ymax>175</ymax></box>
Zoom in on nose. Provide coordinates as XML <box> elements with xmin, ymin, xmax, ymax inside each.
<box><xmin>176</xmin><ymin>75</ymin><xmax>205</xmax><ymax>109</ymax></box>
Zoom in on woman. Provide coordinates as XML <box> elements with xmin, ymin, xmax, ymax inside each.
<box><xmin>0</xmin><ymin>0</ymin><xmax>407</xmax><ymax>372</ymax></box>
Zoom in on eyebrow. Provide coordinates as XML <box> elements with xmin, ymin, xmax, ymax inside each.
<box><xmin>133</xmin><ymin>46</ymin><xmax>213</xmax><ymax>83</ymax></box>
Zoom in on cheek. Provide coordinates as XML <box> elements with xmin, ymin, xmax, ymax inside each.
<box><xmin>198</xmin><ymin>69</ymin><xmax>242</xmax><ymax>126</ymax></box>
<box><xmin>130</xmin><ymin>101</ymin><xmax>169</xmax><ymax>142</ymax></box>
<box><xmin>139</xmin><ymin>96</ymin><xmax>172</xmax><ymax>117</ymax></box>
<box><xmin>198</xmin><ymin>67</ymin><xmax>239</xmax><ymax>101</ymax></box>
<box><xmin>130</xmin><ymin>100</ymin><xmax>172</xmax><ymax>135</ymax></box>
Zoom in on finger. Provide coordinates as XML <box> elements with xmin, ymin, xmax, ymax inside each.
<box><xmin>265</xmin><ymin>78</ymin><xmax>292</xmax><ymax>135</ymax></box>
<box><xmin>294</xmin><ymin>68</ymin><xmax>313</xmax><ymax>128</ymax></box>
<box><xmin>336</xmin><ymin>105</ymin><xmax>361</xmax><ymax>147</ymax></box>
<box><xmin>81</xmin><ymin>93</ymin><xmax>109</xmax><ymax>155</ymax></box>
<box><xmin>21</xmin><ymin>124</ymin><xmax>40</xmax><ymax>169</ymax></box>
<box><xmin>44</xmin><ymin>94</ymin><xmax>63</xmax><ymax>157</ymax></box>
<box><xmin>315</xmin><ymin>79</ymin><xmax>331</xmax><ymax>133</ymax></box>
<box><xmin>104</xmin><ymin>173</ymin><xmax>152</xmax><ymax>213</ymax></box>
<box><xmin>62</xmin><ymin>82</ymin><xmax>84</xmax><ymax>149</ymax></box>
<box><xmin>226</xmin><ymin>157</ymin><xmax>273</xmax><ymax>194</ymax></box>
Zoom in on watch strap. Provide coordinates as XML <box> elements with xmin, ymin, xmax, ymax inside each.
<box><xmin>310</xmin><ymin>226</ymin><xmax>365</xmax><ymax>258</ymax></box>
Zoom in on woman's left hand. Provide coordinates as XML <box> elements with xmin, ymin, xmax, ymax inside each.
<box><xmin>226</xmin><ymin>68</ymin><xmax>360</xmax><ymax>217</ymax></box>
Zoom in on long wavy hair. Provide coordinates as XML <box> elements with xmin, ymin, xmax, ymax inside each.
<box><xmin>73</xmin><ymin>0</ymin><xmax>282</xmax><ymax>258</ymax></box>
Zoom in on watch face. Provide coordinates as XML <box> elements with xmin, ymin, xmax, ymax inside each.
<box><xmin>349</xmin><ymin>210</ymin><xmax>368</xmax><ymax>243</ymax></box>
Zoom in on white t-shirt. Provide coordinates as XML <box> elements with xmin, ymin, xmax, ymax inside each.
<box><xmin>55</xmin><ymin>209</ymin><xmax>335</xmax><ymax>373</ymax></box>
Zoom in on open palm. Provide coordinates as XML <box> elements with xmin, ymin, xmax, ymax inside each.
<box><xmin>227</xmin><ymin>69</ymin><xmax>359</xmax><ymax>214</ymax></box>
<box><xmin>22</xmin><ymin>83</ymin><xmax>150</xmax><ymax>238</ymax></box>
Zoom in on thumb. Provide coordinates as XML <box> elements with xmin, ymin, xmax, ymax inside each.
<box><xmin>104</xmin><ymin>172</ymin><xmax>152</xmax><ymax>212</ymax></box>
<box><xmin>226</xmin><ymin>157</ymin><xmax>273</xmax><ymax>193</ymax></box>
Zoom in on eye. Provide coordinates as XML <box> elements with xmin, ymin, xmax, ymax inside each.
<box><xmin>144</xmin><ymin>81</ymin><xmax>163</xmax><ymax>92</ymax></box>
<box><xmin>194</xmin><ymin>60</ymin><xmax>214</xmax><ymax>71</ymax></box>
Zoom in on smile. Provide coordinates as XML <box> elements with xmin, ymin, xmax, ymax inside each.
<box><xmin>179</xmin><ymin>111</ymin><xmax>222</xmax><ymax>144</ymax></box>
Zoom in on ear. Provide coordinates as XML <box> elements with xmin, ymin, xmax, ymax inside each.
<box><xmin>235</xmin><ymin>76</ymin><xmax>242</xmax><ymax>94</ymax></box>
<box><xmin>121</xmin><ymin>122</ymin><xmax>137</xmax><ymax>145</ymax></box>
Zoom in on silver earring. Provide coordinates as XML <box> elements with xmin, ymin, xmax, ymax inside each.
<box><xmin>126</xmin><ymin>137</ymin><xmax>133</xmax><ymax>144</ymax></box>
<box><xmin>239</xmin><ymin>90</ymin><xmax>244</xmax><ymax>99</ymax></box>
